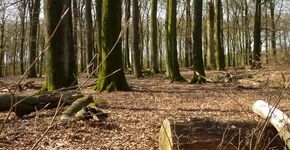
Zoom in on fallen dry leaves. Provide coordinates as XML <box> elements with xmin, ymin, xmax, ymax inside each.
<box><xmin>0</xmin><ymin>64</ymin><xmax>289</xmax><ymax>149</ymax></box>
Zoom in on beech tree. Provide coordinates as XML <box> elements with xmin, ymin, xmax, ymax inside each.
<box><xmin>85</xmin><ymin>0</ymin><xmax>93</xmax><ymax>75</ymax></box>
<box><xmin>95</xmin><ymin>0</ymin><xmax>130</xmax><ymax>91</ymax></box>
<box><xmin>0</xmin><ymin>1</ymin><xmax>7</xmax><ymax>77</ymax></box>
<box><xmin>42</xmin><ymin>0</ymin><xmax>77</xmax><ymax>91</ymax></box>
<box><xmin>252</xmin><ymin>0</ymin><xmax>262</xmax><ymax>69</ymax></box>
<box><xmin>166</xmin><ymin>0</ymin><xmax>183</xmax><ymax>82</ymax></box>
<box><xmin>27</xmin><ymin>0</ymin><xmax>40</xmax><ymax>78</ymax></box>
<box><xmin>191</xmin><ymin>0</ymin><xmax>205</xmax><ymax>83</ymax></box>
<box><xmin>150</xmin><ymin>0</ymin><xmax>159</xmax><ymax>74</ymax></box>
<box><xmin>95</xmin><ymin>0</ymin><xmax>102</xmax><ymax>67</ymax></box>
<box><xmin>214</xmin><ymin>0</ymin><xmax>225</xmax><ymax>71</ymax></box>
<box><xmin>206</xmin><ymin>0</ymin><xmax>215</xmax><ymax>69</ymax></box>
<box><xmin>19</xmin><ymin>0</ymin><xmax>27</xmax><ymax>75</ymax></box>
<box><xmin>72</xmin><ymin>0</ymin><xmax>79</xmax><ymax>74</ymax></box>
<box><xmin>184</xmin><ymin>0</ymin><xmax>192</xmax><ymax>68</ymax></box>
<box><xmin>124</xmin><ymin>0</ymin><xmax>131</xmax><ymax>69</ymax></box>
<box><xmin>270</xmin><ymin>0</ymin><xmax>276</xmax><ymax>61</ymax></box>
<box><xmin>132</xmin><ymin>0</ymin><xmax>142</xmax><ymax>78</ymax></box>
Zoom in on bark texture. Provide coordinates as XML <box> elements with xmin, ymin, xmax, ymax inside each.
<box><xmin>252</xmin><ymin>0</ymin><xmax>262</xmax><ymax>69</ymax></box>
<box><xmin>27</xmin><ymin>0</ymin><xmax>41</xmax><ymax>78</ymax></box>
<box><xmin>43</xmin><ymin>0</ymin><xmax>77</xmax><ymax>91</ymax></box>
<box><xmin>95</xmin><ymin>0</ymin><xmax>130</xmax><ymax>92</ymax></box>
<box><xmin>214</xmin><ymin>0</ymin><xmax>225</xmax><ymax>71</ymax></box>
<box><xmin>191</xmin><ymin>0</ymin><xmax>206</xmax><ymax>83</ymax></box>
<box><xmin>165</xmin><ymin>0</ymin><xmax>183</xmax><ymax>82</ymax></box>
<box><xmin>150</xmin><ymin>0</ymin><xmax>159</xmax><ymax>74</ymax></box>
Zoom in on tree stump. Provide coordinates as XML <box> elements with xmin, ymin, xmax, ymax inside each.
<box><xmin>159</xmin><ymin>118</ymin><xmax>285</xmax><ymax>150</ymax></box>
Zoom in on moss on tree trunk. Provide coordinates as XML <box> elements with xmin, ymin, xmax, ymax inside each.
<box><xmin>166</xmin><ymin>0</ymin><xmax>183</xmax><ymax>82</ymax></box>
<box><xmin>95</xmin><ymin>0</ymin><xmax>130</xmax><ymax>92</ymax></box>
<box><xmin>43</xmin><ymin>0</ymin><xmax>77</xmax><ymax>91</ymax></box>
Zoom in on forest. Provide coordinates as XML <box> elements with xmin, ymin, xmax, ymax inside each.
<box><xmin>0</xmin><ymin>0</ymin><xmax>289</xmax><ymax>149</ymax></box>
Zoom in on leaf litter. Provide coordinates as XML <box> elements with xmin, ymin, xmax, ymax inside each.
<box><xmin>0</xmin><ymin>64</ymin><xmax>289</xmax><ymax>149</ymax></box>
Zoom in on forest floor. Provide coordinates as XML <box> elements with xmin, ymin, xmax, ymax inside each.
<box><xmin>0</xmin><ymin>62</ymin><xmax>289</xmax><ymax>150</ymax></box>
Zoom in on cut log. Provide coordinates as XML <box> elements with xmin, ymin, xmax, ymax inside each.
<box><xmin>159</xmin><ymin>118</ymin><xmax>285</xmax><ymax>150</ymax></box>
<box><xmin>60</xmin><ymin>96</ymin><xmax>94</xmax><ymax>120</ymax></box>
<box><xmin>0</xmin><ymin>91</ymin><xmax>83</xmax><ymax>117</ymax></box>
<box><xmin>253</xmin><ymin>100</ymin><xmax>290</xmax><ymax>149</ymax></box>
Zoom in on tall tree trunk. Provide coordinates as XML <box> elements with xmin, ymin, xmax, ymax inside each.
<box><xmin>140</xmin><ymin>16</ymin><xmax>144</xmax><ymax>70</ymax></box>
<box><xmin>265</xmin><ymin>2</ymin><xmax>269</xmax><ymax>64</ymax></box>
<box><xmin>132</xmin><ymin>0</ymin><xmax>142</xmax><ymax>78</ymax></box>
<box><xmin>72</xmin><ymin>0</ymin><xmax>79</xmax><ymax>74</ymax></box>
<box><xmin>166</xmin><ymin>0</ymin><xmax>183</xmax><ymax>82</ymax></box>
<box><xmin>79</xmin><ymin>2</ymin><xmax>85</xmax><ymax>72</ymax></box>
<box><xmin>150</xmin><ymin>0</ymin><xmax>159</xmax><ymax>73</ymax></box>
<box><xmin>270</xmin><ymin>0</ymin><xmax>276</xmax><ymax>62</ymax></box>
<box><xmin>0</xmin><ymin>7</ymin><xmax>5</xmax><ymax>77</ymax></box>
<box><xmin>145</xmin><ymin>10</ymin><xmax>150</xmax><ymax>69</ymax></box>
<box><xmin>95</xmin><ymin>0</ymin><xmax>102</xmax><ymax>68</ymax></box>
<box><xmin>124</xmin><ymin>0</ymin><xmax>131</xmax><ymax>69</ymax></box>
<box><xmin>283</xmin><ymin>32</ymin><xmax>288</xmax><ymax>57</ymax></box>
<box><xmin>185</xmin><ymin>0</ymin><xmax>192</xmax><ymax>68</ymax></box>
<box><xmin>19</xmin><ymin>0</ymin><xmax>27</xmax><ymax>75</ymax></box>
<box><xmin>42</xmin><ymin>0</ymin><xmax>77</xmax><ymax>91</ymax></box>
<box><xmin>178</xmin><ymin>35</ymin><xmax>182</xmax><ymax>67</ymax></box>
<box><xmin>38</xmin><ymin>33</ymin><xmax>44</xmax><ymax>77</ymax></box>
<box><xmin>226</xmin><ymin>0</ymin><xmax>231</xmax><ymax>67</ymax></box>
<box><xmin>252</xmin><ymin>0</ymin><xmax>262</xmax><ymax>69</ymax></box>
<box><xmin>231</xmin><ymin>34</ymin><xmax>236</xmax><ymax>67</ymax></box>
<box><xmin>206</xmin><ymin>0</ymin><xmax>215</xmax><ymax>69</ymax></box>
<box><xmin>244</xmin><ymin>0</ymin><xmax>250</xmax><ymax>65</ymax></box>
<box><xmin>13</xmin><ymin>18</ymin><xmax>18</xmax><ymax>76</ymax></box>
<box><xmin>95</xmin><ymin>0</ymin><xmax>130</xmax><ymax>92</ymax></box>
<box><xmin>191</xmin><ymin>0</ymin><xmax>205</xmax><ymax>83</ymax></box>
<box><xmin>214</xmin><ymin>0</ymin><xmax>225</xmax><ymax>70</ymax></box>
<box><xmin>159</xmin><ymin>23</ymin><xmax>163</xmax><ymax>71</ymax></box>
<box><xmin>27</xmin><ymin>0</ymin><xmax>40</xmax><ymax>78</ymax></box>
<box><xmin>85</xmin><ymin>0</ymin><xmax>93</xmax><ymax>75</ymax></box>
